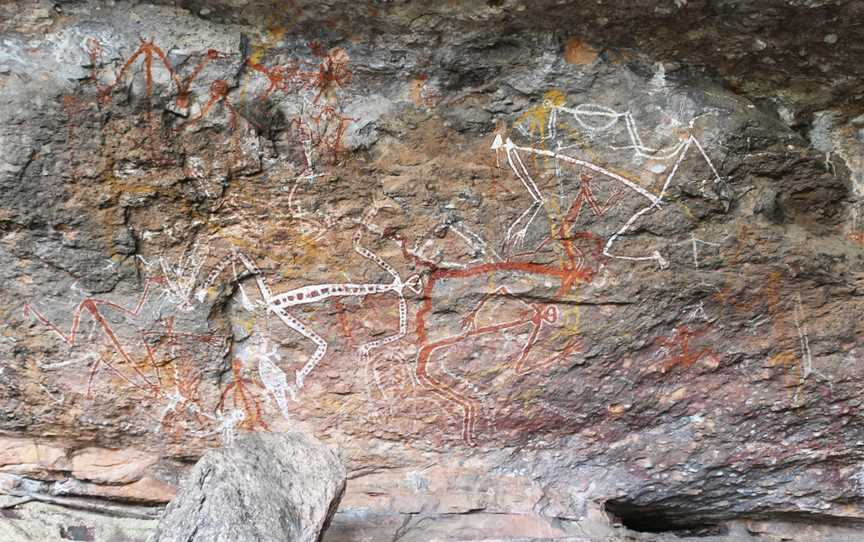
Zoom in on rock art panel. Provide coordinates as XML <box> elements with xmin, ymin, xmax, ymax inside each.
<box><xmin>1</xmin><ymin>1</ymin><xmax>863</xmax><ymax>540</ymax></box>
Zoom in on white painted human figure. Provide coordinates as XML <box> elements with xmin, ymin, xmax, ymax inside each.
<box><xmin>250</xmin><ymin>337</ymin><xmax>293</xmax><ymax>419</ymax></box>
<box><xmin>405</xmin><ymin>221</ymin><xmax>503</xmax><ymax>270</ymax></box>
<box><xmin>554</xmin><ymin>102</ymin><xmax>698</xmax><ymax>161</ymax></box>
<box><xmin>494</xmin><ymin>99</ymin><xmax>724</xmax><ymax>268</ymax></box>
<box><xmin>196</xmin><ymin>209</ymin><xmax>421</xmax><ymax>416</ymax></box>
<box><xmin>491</xmin><ymin>134</ymin><xmax>546</xmax><ymax>247</ymax></box>
<box><xmin>158</xmin><ymin>243</ymin><xmax>208</xmax><ymax>312</ymax></box>
<box><xmin>513</xmin><ymin>93</ymin><xmax>561</xmax><ymax>143</ymax></box>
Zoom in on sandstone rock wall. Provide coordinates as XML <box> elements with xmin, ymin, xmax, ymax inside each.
<box><xmin>1</xmin><ymin>1</ymin><xmax>863</xmax><ymax>540</ymax></box>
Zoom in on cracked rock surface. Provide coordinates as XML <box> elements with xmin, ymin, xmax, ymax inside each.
<box><xmin>1</xmin><ymin>1</ymin><xmax>863</xmax><ymax>540</ymax></box>
<box><xmin>153</xmin><ymin>432</ymin><xmax>346</xmax><ymax>542</ymax></box>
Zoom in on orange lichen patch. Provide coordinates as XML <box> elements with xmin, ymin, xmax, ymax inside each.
<box><xmin>607</xmin><ymin>403</ymin><xmax>627</xmax><ymax>416</ymax></box>
<box><xmin>248</xmin><ymin>22</ymin><xmax>287</xmax><ymax>65</ymax></box>
<box><xmin>847</xmin><ymin>231</ymin><xmax>864</xmax><ymax>246</ymax></box>
<box><xmin>563</xmin><ymin>38</ymin><xmax>598</xmax><ymax>65</ymax></box>
<box><xmin>767</xmin><ymin>350</ymin><xmax>798</xmax><ymax>370</ymax></box>
<box><xmin>767</xmin><ymin>350</ymin><xmax>804</xmax><ymax>399</ymax></box>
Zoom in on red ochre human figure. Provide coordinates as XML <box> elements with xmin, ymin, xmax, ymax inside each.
<box><xmin>245</xmin><ymin>47</ymin><xmax>354</xmax><ymax>165</ymax></box>
<box><xmin>175</xmin><ymin>49</ymin><xmax>230</xmax><ymax>109</ymax></box>
<box><xmin>246</xmin><ymin>59</ymin><xmax>303</xmax><ymax>99</ymax></box>
<box><xmin>394</xmin><ymin>203</ymin><xmax>599</xmax><ymax>445</ymax></box>
<box><xmin>23</xmin><ymin>284</ymin><xmax>225</xmax><ymax>434</ymax></box>
<box><xmin>527</xmin><ymin>171</ymin><xmax>623</xmax><ymax>270</ymax></box>
<box><xmin>80</xmin><ymin>37</ymin><xmax>353</xmax><ymax>177</ymax></box>
<box><xmin>84</xmin><ymin>37</ymin><xmax>234</xmax><ymax>155</ymax></box>
<box><xmin>108</xmin><ymin>39</ymin><xmax>177</xmax><ymax>99</ymax></box>
<box><xmin>561</xmin><ymin>173</ymin><xmax>625</xmax><ymax>229</ymax></box>
<box><xmin>310</xmin><ymin>105</ymin><xmax>355</xmax><ymax>162</ymax></box>
<box><xmin>138</xmin><ymin>317</ymin><xmax>230</xmax><ymax>434</ymax></box>
<box><xmin>95</xmin><ymin>38</ymin><xmax>227</xmax><ymax>109</ymax></box>
<box><xmin>216</xmin><ymin>358</ymin><xmax>271</xmax><ymax>431</ymax></box>
<box><xmin>23</xmin><ymin>278</ymin><xmax>167</xmax><ymax>397</ymax></box>
<box><xmin>309</xmin><ymin>47</ymin><xmax>352</xmax><ymax>104</ymax></box>
<box><xmin>179</xmin><ymin>79</ymin><xmax>235</xmax><ymax>129</ymax></box>
<box><xmin>653</xmin><ymin>325</ymin><xmax>720</xmax><ymax>373</ymax></box>
<box><xmin>414</xmin><ymin>290</ymin><xmax>582</xmax><ymax>446</ymax></box>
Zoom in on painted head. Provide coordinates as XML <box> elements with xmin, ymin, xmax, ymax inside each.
<box><xmin>210</xmin><ymin>79</ymin><xmax>230</xmax><ymax>98</ymax></box>
<box><xmin>542</xmin><ymin>305</ymin><xmax>559</xmax><ymax>324</ymax></box>
<box><xmin>542</xmin><ymin>89</ymin><xmax>566</xmax><ymax>110</ymax></box>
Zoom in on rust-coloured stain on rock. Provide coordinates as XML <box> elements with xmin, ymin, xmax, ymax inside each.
<box><xmin>563</xmin><ymin>38</ymin><xmax>598</xmax><ymax>64</ymax></box>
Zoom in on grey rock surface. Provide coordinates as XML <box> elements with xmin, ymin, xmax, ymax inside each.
<box><xmin>1</xmin><ymin>0</ymin><xmax>864</xmax><ymax>541</ymax></box>
<box><xmin>152</xmin><ymin>432</ymin><xmax>345</xmax><ymax>542</ymax></box>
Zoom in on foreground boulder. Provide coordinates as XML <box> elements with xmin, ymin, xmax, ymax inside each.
<box><xmin>153</xmin><ymin>433</ymin><xmax>345</xmax><ymax>542</ymax></box>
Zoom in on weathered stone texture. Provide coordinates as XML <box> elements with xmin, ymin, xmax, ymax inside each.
<box><xmin>153</xmin><ymin>432</ymin><xmax>346</xmax><ymax>542</ymax></box>
<box><xmin>1</xmin><ymin>0</ymin><xmax>863</xmax><ymax>540</ymax></box>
